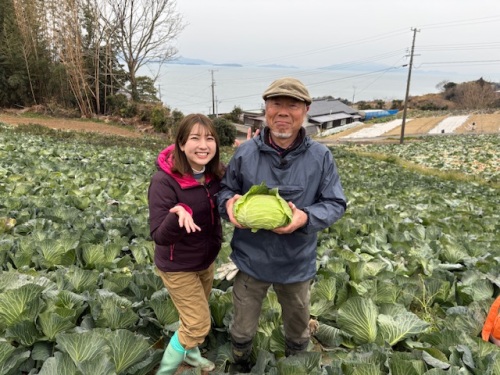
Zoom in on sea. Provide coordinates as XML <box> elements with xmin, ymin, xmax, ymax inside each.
<box><xmin>141</xmin><ymin>63</ymin><xmax>486</xmax><ymax>115</ymax></box>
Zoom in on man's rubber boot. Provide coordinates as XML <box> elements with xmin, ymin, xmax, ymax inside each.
<box><xmin>285</xmin><ymin>339</ymin><xmax>309</xmax><ymax>357</ymax></box>
<box><xmin>229</xmin><ymin>340</ymin><xmax>252</xmax><ymax>373</ymax></box>
<box><xmin>156</xmin><ymin>332</ymin><xmax>185</xmax><ymax>375</ymax></box>
<box><xmin>185</xmin><ymin>346</ymin><xmax>215</xmax><ymax>371</ymax></box>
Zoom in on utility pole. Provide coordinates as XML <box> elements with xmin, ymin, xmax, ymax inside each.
<box><xmin>209</xmin><ymin>70</ymin><xmax>217</xmax><ymax>116</ymax></box>
<box><xmin>400</xmin><ymin>27</ymin><xmax>420</xmax><ymax>144</ymax></box>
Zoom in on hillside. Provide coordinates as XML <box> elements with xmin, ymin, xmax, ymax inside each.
<box><xmin>1</xmin><ymin>110</ymin><xmax>499</xmax><ymax>144</ymax></box>
<box><xmin>323</xmin><ymin>112</ymin><xmax>500</xmax><ymax>143</ymax></box>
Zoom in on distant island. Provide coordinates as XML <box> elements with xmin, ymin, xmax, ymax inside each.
<box><xmin>166</xmin><ymin>56</ymin><xmax>297</xmax><ymax>69</ymax></box>
<box><xmin>164</xmin><ymin>56</ymin><xmax>462</xmax><ymax>76</ymax></box>
<box><xmin>166</xmin><ymin>56</ymin><xmax>243</xmax><ymax>67</ymax></box>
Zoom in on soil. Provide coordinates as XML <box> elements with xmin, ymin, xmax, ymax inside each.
<box><xmin>1</xmin><ymin>111</ymin><xmax>499</xmax><ymax>143</ymax></box>
<box><xmin>0</xmin><ymin>112</ymin><xmax>143</xmax><ymax>138</ymax></box>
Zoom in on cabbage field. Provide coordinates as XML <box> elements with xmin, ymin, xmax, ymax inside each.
<box><xmin>341</xmin><ymin>134</ymin><xmax>499</xmax><ymax>184</ymax></box>
<box><xmin>0</xmin><ymin>123</ymin><xmax>499</xmax><ymax>375</ymax></box>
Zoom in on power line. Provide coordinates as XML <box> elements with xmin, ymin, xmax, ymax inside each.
<box><xmin>417</xmin><ymin>42</ymin><xmax>500</xmax><ymax>52</ymax></box>
<box><xmin>215</xmin><ymin>66</ymin><xmax>404</xmax><ymax>104</ymax></box>
<box><xmin>421</xmin><ymin>59</ymin><xmax>500</xmax><ymax>66</ymax></box>
<box><xmin>418</xmin><ymin>15</ymin><xmax>500</xmax><ymax>30</ymax></box>
<box><xmin>241</xmin><ymin>15</ymin><xmax>500</xmax><ymax>68</ymax></box>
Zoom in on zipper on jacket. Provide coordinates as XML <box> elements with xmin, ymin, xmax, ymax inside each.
<box><xmin>204</xmin><ymin>185</ymin><xmax>215</xmax><ymax>225</ymax></box>
<box><xmin>170</xmin><ymin>244</ymin><xmax>174</xmax><ymax>261</ymax></box>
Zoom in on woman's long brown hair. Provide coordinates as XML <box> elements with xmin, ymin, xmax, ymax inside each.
<box><xmin>172</xmin><ymin>114</ymin><xmax>224</xmax><ymax>180</ymax></box>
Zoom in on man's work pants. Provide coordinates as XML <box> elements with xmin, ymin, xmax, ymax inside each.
<box><xmin>230</xmin><ymin>270</ymin><xmax>311</xmax><ymax>354</ymax></box>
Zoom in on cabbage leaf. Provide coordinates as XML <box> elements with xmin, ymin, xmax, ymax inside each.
<box><xmin>337</xmin><ymin>296</ymin><xmax>378</xmax><ymax>344</ymax></box>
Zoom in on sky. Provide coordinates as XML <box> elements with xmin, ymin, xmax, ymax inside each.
<box><xmin>172</xmin><ymin>0</ymin><xmax>500</xmax><ymax>80</ymax></box>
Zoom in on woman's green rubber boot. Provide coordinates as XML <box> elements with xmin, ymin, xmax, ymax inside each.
<box><xmin>185</xmin><ymin>347</ymin><xmax>215</xmax><ymax>371</ymax></box>
<box><xmin>156</xmin><ymin>332</ymin><xmax>185</xmax><ymax>375</ymax></box>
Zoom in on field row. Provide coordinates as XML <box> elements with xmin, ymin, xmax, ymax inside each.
<box><xmin>340</xmin><ymin>134</ymin><xmax>499</xmax><ymax>184</ymax></box>
<box><xmin>326</xmin><ymin>113</ymin><xmax>500</xmax><ymax>140</ymax></box>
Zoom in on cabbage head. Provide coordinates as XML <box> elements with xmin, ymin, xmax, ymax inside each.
<box><xmin>233</xmin><ymin>183</ymin><xmax>293</xmax><ymax>232</ymax></box>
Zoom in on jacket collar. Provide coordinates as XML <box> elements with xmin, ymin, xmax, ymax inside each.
<box><xmin>259</xmin><ymin>127</ymin><xmax>308</xmax><ymax>156</ymax></box>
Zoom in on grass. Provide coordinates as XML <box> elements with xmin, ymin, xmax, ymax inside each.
<box><xmin>0</xmin><ymin>123</ymin><xmax>168</xmax><ymax>151</ymax></box>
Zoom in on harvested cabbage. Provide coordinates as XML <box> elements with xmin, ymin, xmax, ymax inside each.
<box><xmin>233</xmin><ymin>183</ymin><xmax>293</xmax><ymax>232</ymax></box>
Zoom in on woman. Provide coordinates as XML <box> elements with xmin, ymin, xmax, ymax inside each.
<box><xmin>148</xmin><ymin>114</ymin><xmax>224</xmax><ymax>374</ymax></box>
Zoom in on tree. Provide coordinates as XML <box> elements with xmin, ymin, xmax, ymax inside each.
<box><xmin>357</xmin><ymin>101</ymin><xmax>372</xmax><ymax>110</ymax></box>
<box><xmin>438</xmin><ymin>80</ymin><xmax>458</xmax><ymax>101</ymax></box>
<box><xmin>132</xmin><ymin>76</ymin><xmax>160</xmax><ymax>103</ymax></box>
<box><xmin>390</xmin><ymin>100</ymin><xmax>403</xmax><ymax>110</ymax></box>
<box><xmin>104</xmin><ymin>0</ymin><xmax>185</xmax><ymax>101</ymax></box>
<box><xmin>2</xmin><ymin>0</ymin><xmax>56</xmax><ymax>107</ymax></box>
<box><xmin>55</xmin><ymin>0</ymin><xmax>95</xmax><ymax>117</ymax></box>
<box><xmin>11</xmin><ymin>0</ymin><xmax>39</xmax><ymax>104</ymax></box>
<box><xmin>455</xmin><ymin>79</ymin><xmax>497</xmax><ymax>110</ymax></box>
<box><xmin>1</xmin><ymin>0</ymin><xmax>132</xmax><ymax>114</ymax></box>
<box><xmin>0</xmin><ymin>0</ymin><xmax>24</xmax><ymax>106</ymax></box>
<box><xmin>213</xmin><ymin>117</ymin><xmax>236</xmax><ymax>147</ymax></box>
<box><xmin>150</xmin><ymin>104</ymin><xmax>170</xmax><ymax>133</ymax></box>
<box><xmin>224</xmin><ymin>106</ymin><xmax>243</xmax><ymax>123</ymax></box>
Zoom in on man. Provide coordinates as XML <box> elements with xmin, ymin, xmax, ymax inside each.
<box><xmin>216</xmin><ymin>77</ymin><xmax>346</xmax><ymax>369</ymax></box>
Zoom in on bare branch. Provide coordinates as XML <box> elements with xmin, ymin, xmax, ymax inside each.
<box><xmin>455</xmin><ymin>80</ymin><xmax>497</xmax><ymax>110</ymax></box>
<box><xmin>102</xmin><ymin>0</ymin><xmax>185</xmax><ymax>101</ymax></box>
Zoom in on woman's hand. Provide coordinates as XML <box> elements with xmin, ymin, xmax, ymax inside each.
<box><xmin>170</xmin><ymin>205</ymin><xmax>201</xmax><ymax>233</ymax></box>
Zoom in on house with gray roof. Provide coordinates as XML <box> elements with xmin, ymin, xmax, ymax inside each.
<box><xmin>241</xmin><ymin>99</ymin><xmax>361</xmax><ymax>136</ymax></box>
<box><xmin>308</xmin><ymin>99</ymin><xmax>361</xmax><ymax>133</ymax></box>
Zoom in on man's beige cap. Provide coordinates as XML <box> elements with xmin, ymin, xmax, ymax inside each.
<box><xmin>262</xmin><ymin>77</ymin><xmax>312</xmax><ymax>105</ymax></box>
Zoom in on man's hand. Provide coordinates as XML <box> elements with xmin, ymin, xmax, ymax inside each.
<box><xmin>233</xmin><ymin>127</ymin><xmax>261</xmax><ymax>147</ymax></box>
<box><xmin>215</xmin><ymin>260</ymin><xmax>239</xmax><ymax>281</ymax></box>
<box><xmin>170</xmin><ymin>205</ymin><xmax>201</xmax><ymax>233</ymax></box>
<box><xmin>309</xmin><ymin>318</ymin><xmax>320</xmax><ymax>335</ymax></box>
<box><xmin>226</xmin><ymin>194</ymin><xmax>246</xmax><ymax>229</ymax></box>
<box><xmin>272</xmin><ymin>202</ymin><xmax>308</xmax><ymax>234</ymax></box>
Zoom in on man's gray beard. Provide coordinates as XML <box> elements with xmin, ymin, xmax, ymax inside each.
<box><xmin>271</xmin><ymin>131</ymin><xmax>292</xmax><ymax>139</ymax></box>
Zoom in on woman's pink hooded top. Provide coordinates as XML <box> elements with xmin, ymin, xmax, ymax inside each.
<box><xmin>148</xmin><ymin>145</ymin><xmax>222</xmax><ymax>272</ymax></box>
